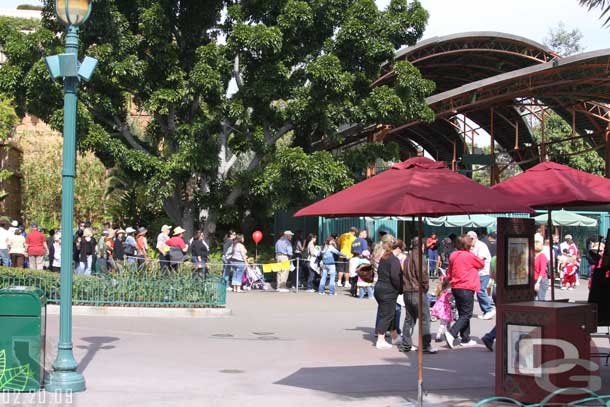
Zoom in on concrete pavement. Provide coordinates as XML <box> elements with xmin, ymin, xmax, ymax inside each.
<box><xmin>30</xmin><ymin>283</ymin><xmax>609</xmax><ymax>406</ymax></box>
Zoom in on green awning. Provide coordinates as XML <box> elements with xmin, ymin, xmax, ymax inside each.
<box><xmin>534</xmin><ymin>210</ymin><xmax>597</xmax><ymax>227</ymax></box>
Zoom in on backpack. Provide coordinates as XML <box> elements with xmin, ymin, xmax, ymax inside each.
<box><xmin>357</xmin><ymin>263</ymin><xmax>375</xmax><ymax>283</ymax></box>
<box><xmin>123</xmin><ymin>241</ymin><xmax>135</xmax><ymax>256</ymax></box>
<box><xmin>169</xmin><ymin>247</ymin><xmax>184</xmax><ymax>263</ymax></box>
<box><xmin>223</xmin><ymin>243</ymin><xmax>234</xmax><ymax>261</ymax></box>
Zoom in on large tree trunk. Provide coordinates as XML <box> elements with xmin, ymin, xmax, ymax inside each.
<box><xmin>162</xmin><ymin>189</ymin><xmax>195</xmax><ymax>240</ymax></box>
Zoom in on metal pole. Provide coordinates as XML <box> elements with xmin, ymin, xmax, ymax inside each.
<box><xmin>490</xmin><ymin>108</ymin><xmax>496</xmax><ymax>186</ymax></box>
<box><xmin>417</xmin><ymin>215</ymin><xmax>424</xmax><ymax>407</ymax></box>
<box><xmin>296</xmin><ymin>257</ymin><xmax>299</xmax><ymax>294</ymax></box>
<box><xmin>46</xmin><ymin>25</ymin><xmax>86</xmax><ymax>392</ymax></box>
<box><xmin>548</xmin><ymin>209</ymin><xmax>555</xmax><ymax>302</ymax></box>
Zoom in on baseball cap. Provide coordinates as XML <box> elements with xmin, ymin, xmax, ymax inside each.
<box><xmin>284</xmin><ymin>230</ymin><xmax>294</xmax><ymax>236</ymax></box>
<box><xmin>467</xmin><ymin>231</ymin><xmax>477</xmax><ymax>239</ymax></box>
<box><xmin>565</xmin><ymin>234</ymin><xmax>573</xmax><ymax>240</ymax></box>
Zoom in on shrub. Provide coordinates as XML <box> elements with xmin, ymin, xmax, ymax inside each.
<box><xmin>0</xmin><ymin>266</ymin><xmax>226</xmax><ymax>308</ymax></box>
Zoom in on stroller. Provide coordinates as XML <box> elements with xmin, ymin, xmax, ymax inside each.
<box><xmin>243</xmin><ymin>262</ymin><xmax>267</xmax><ymax>290</ymax></box>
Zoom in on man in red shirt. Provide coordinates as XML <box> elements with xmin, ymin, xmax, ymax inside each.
<box><xmin>25</xmin><ymin>223</ymin><xmax>48</xmax><ymax>270</ymax></box>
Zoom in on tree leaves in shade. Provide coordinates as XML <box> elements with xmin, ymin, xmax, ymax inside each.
<box><xmin>0</xmin><ymin>0</ymin><xmax>433</xmax><ymax>236</ymax></box>
<box><xmin>532</xmin><ymin>112</ymin><xmax>605</xmax><ymax>175</ymax></box>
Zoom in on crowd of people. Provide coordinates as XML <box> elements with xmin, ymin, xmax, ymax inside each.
<box><xmin>0</xmin><ymin>219</ymin><xmax>210</xmax><ymax>276</ymax></box>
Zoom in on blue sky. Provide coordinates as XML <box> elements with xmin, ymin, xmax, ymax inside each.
<box><xmin>2</xmin><ymin>0</ymin><xmax>609</xmax><ymax>50</ymax></box>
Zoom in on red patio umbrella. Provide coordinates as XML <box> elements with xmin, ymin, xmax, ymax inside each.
<box><xmin>492</xmin><ymin>161</ymin><xmax>610</xmax><ymax>301</ymax></box>
<box><xmin>295</xmin><ymin>157</ymin><xmax>533</xmax><ymax>407</ymax></box>
<box><xmin>295</xmin><ymin>157</ymin><xmax>534</xmax><ymax>218</ymax></box>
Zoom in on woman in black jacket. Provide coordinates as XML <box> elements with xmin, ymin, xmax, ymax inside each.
<box><xmin>374</xmin><ymin>241</ymin><xmax>403</xmax><ymax>349</ymax></box>
<box><xmin>191</xmin><ymin>230</ymin><xmax>209</xmax><ymax>279</ymax></box>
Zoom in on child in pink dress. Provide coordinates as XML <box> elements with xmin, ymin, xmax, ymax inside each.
<box><xmin>431</xmin><ymin>277</ymin><xmax>453</xmax><ymax>342</ymax></box>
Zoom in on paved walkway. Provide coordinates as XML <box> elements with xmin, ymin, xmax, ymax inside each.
<box><xmin>35</xmin><ymin>283</ymin><xmax>609</xmax><ymax>407</ymax></box>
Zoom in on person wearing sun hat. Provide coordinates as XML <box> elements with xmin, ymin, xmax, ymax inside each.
<box><xmin>124</xmin><ymin>227</ymin><xmax>138</xmax><ymax>265</ymax></box>
<box><xmin>166</xmin><ymin>226</ymin><xmax>189</xmax><ymax>271</ymax></box>
<box><xmin>156</xmin><ymin>225</ymin><xmax>172</xmax><ymax>271</ymax></box>
<box><xmin>135</xmin><ymin>227</ymin><xmax>148</xmax><ymax>266</ymax></box>
<box><xmin>113</xmin><ymin>228</ymin><xmax>126</xmax><ymax>265</ymax></box>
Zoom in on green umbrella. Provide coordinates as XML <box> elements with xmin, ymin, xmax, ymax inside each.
<box><xmin>534</xmin><ymin>210</ymin><xmax>597</xmax><ymax>227</ymax></box>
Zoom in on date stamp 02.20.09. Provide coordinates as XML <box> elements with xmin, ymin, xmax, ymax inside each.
<box><xmin>0</xmin><ymin>391</ymin><xmax>74</xmax><ymax>406</ymax></box>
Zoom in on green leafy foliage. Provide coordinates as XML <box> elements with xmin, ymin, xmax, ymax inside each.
<box><xmin>251</xmin><ymin>146</ymin><xmax>354</xmax><ymax>211</ymax></box>
<box><xmin>340</xmin><ymin>141</ymin><xmax>400</xmax><ymax>177</ymax></box>
<box><xmin>543</xmin><ymin>22</ymin><xmax>584</xmax><ymax>56</ymax></box>
<box><xmin>0</xmin><ymin>98</ymin><xmax>19</xmax><ymax>201</ymax></box>
<box><xmin>17</xmin><ymin>133</ymin><xmax>109</xmax><ymax>229</ymax></box>
<box><xmin>0</xmin><ymin>0</ymin><xmax>433</xmax><ymax>235</ymax></box>
<box><xmin>532</xmin><ymin>112</ymin><xmax>605</xmax><ymax>175</ymax></box>
<box><xmin>0</xmin><ymin>266</ymin><xmax>226</xmax><ymax>307</ymax></box>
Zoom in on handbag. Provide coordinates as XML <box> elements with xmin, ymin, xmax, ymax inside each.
<box><xmin>357</xmin><ymin>263</ymin><xmax>374</xmax><ymax>283</ymax></box>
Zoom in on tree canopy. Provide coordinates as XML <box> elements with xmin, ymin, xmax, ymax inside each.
<box><xmin>0</xmin><ymin>0</ymin><xmax>434</xmax><ymax>236</ymax></box>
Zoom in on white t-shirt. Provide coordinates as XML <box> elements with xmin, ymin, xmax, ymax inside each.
<box><xmin>0</xmin><ymin>227</ymin><xmax>9</xmax><ymax>250</ymax></box>
<box><xmin>349</xmin><ymin>257</ymin><xmax>370</xmax><ymax>278</ymax></box>
<box><xmin>471</xmin><ymin>240</ymin><xmax>491</xmax><ymax>276</ymax></box>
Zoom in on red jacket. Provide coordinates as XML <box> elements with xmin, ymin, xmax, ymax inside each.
<box><xmin>447</xmin><ymin>250</ymin><xmax>483</xmax><ymax>292</ymax></box>
<box><xmin>534</xmin><ymin>253</ymin><xmax>548</xmax><ymax>280</ymax></box>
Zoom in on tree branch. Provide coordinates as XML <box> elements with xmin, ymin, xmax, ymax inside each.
<box><xmin>233</xmin><ymin>54</ymin><xmax>244</xmax><ymax>89</ymax></box>
<box><xmin>112</xmin><ymin>116</ymin><xmax>151</xmax><ymax>154</ymax></box>
<box><xmin>265</xmin><ymin>123</ymin><xmax>293</xmax><ymax>145</ymax></box>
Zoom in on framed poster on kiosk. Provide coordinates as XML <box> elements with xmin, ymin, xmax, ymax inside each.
<box><xmin>496</xmin><ymin>218</ymin><xmax>535</xmax><ymax>306</ymax></box>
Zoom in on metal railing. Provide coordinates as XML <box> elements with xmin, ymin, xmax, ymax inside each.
<box><xmin>0</xmin><ymin>266</ymin><xmax>226</xmax><ymax>308</ymax></box>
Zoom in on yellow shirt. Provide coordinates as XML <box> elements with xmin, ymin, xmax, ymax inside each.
<box><xmin>337</xmin><ymin>232</ymin><xmax>356</xmax><ymax>258</ymax></box>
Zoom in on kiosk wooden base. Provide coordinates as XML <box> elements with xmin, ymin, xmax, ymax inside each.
<box><xmin>496</xmin><ymin>301</ymin><xmax>598</xmax><ymax>404</ymax></box>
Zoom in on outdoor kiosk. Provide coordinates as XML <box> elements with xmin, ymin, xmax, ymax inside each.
<box><xmin>495</xmin><ymin>218</ymin><xmax>599</xmax><ymax>404</ymax></box>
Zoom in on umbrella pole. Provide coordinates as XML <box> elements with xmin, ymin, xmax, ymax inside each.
<box><xmin>417</xmin><ymin>215</ymin><xmax>424</xmax><ymax>407</ymax></box>
<box><xmin>548</xmin><ymin>209</ymin><xmax>555</xmax><ymax>301</ymax></box>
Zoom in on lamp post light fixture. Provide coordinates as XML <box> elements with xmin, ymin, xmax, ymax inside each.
<box><xmin>44</xmin><ymin>0</ymin><xmax>97</xmax><ymax>393</ymax></box>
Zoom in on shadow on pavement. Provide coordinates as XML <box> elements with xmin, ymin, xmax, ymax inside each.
<box><xmin>274</xmin><ymin>348</ymin><xmax>494</xmax><ymax>399</ymax></box>
<box><xmin>76</xmin><ymin>336</ymin><xmax>119</xmax><ymax>373</ymax></box>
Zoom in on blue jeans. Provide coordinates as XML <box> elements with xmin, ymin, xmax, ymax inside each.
<box><xmin>231</xmin><ymin>262</ymin><xmax>245</xmax><ymax>286</ymax></box>
<box><xmin>79</xmin><ymin>255</ymin><xmax>93</xmax><ymax>276</ymax></box>
<box><xmin>483</xmin><ymin>326</ymin><xmax>496</xmax><ymax>343</ymax></box>
<box><xmin>358</xmin><ymin>286</ymin><xmax>374</xmax><ymax>299</ymax></box>
<box><xmin>319</xmin><ymin>264</ymin><xmax>336</xmax><ymax>294</ymax></box>
<box><xmin>536</xmin><ymin>277</ymin><xmax>548</xmax><ymax>301</ymax></box>
<box><xmin>0</xmin><ymin>249</ymin><xmax>10</xmax><ymax>267</ymax></box>
<box><xmin>477</xmin><ymin>275</ymin><xmax>493</xmax><ymax>314</ymax></box>
<box><xmin>307</xmin><ymin>264</ymin><xmax>316</xmax><ymax>290</ymax></box>
<box><xmin>222</xmin><ymin>262</ymin><xmax>231</xmax><ymax>285</ymax></box>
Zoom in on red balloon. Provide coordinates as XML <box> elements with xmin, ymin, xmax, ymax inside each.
<box><xmin>252</xmin><ymin>230</ymin><xmax>263</xmax><ymax>244</ymax></box>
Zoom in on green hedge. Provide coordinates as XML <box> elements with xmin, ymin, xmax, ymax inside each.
<box><xmin>0</xmin><ymin>266</ymin><xmax>226</xmax><ymax>308</ymax></box>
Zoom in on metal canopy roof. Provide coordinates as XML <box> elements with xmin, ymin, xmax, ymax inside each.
<box><xmin>376</xmin><ymin>33</ymin><xmax>610</xmax><ymax>170</ymax></box>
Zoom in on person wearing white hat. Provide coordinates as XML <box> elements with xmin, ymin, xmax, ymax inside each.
<box><xmin>466</xmin><ymin>231</ymin><xmax>494</xmax><ymax>320</ymax></box>
<box><xmin>156</xmin><ymin>225</ymin><xmax>172</xmax><ymax>271</ymax></box>
<box><xmin>274</xmin><ymin>231</ymin><xmax>294</xmax><ymax>292</ymax></box>
<box><xmin>562</xmin><ymin>234</ymin><xmax>580</xmax><ymax>286</ymax></box>
<box><xmin>124</xmin><ymin>227</ymin><xmax>138</xmax><ymax>265</ymax></box>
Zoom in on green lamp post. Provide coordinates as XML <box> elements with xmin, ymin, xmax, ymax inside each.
<box><xmin>44</xmin><ymin>0</ymin><xmax>97</xmax><ymax>393</ymax></box>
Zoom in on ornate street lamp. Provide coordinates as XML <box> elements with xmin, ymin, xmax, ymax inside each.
<box><xmin>44</xmin><ymin>0</ymin><xmax>97</xmax><ymax>393</ymax></box>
